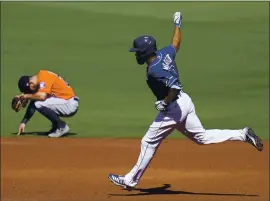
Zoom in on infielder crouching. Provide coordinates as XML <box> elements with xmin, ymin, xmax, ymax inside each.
<box><xmin>15</xmin><ymin>70</ymin><xmax>79</xmax><ymax>138</ymax></box>
<box><xmin>108</xmin><ymin>12</ymin><xmax>263</xmax><ymax>189</ymax></box>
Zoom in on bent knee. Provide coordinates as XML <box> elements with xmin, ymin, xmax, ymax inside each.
<box><xmin>141</xmin><ymin>136</ymin><xmax>152</xmax><ymax>146</ymax></box>
<box><xmin>193</xmin><ymin>132</ymin><xmax>209</xmax><ymax>145</ymax></box>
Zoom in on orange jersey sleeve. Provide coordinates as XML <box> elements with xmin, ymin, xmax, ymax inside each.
<box><xmin>37</xmin><ymin>70</ymin><xmax>75</xmax><ymax>100</ymax></box>
<box><xmin>37</xmin><ymin>70</ymin><xmax>54</xmax><ymax>94</ymax></box>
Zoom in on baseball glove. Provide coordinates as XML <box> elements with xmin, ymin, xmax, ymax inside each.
<box><xmin>11</xmin><ymin>96</ymin><xmax>29</xmax><ymax>112</ymax></box>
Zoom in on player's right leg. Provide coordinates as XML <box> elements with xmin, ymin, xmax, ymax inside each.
<box><xmin>176</xmin><ymin>93</ymin><xmax>263</xmax><ymax>151</ymax></box>
<box><xmin>34</xmin><ymin>97</ymin><xmax>79</xmax><ymax>137</ymax></box>
<box><xmin>109</xmin><ymin>105</ymin><xmax>180</xmax><ymax>189</ymax></box>
<box><xmin>34</xmin><ymin>100</ymin><xmax>66</xmax><ymax>133</ymax></box>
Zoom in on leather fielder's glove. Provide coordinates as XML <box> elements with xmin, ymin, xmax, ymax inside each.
<box><xmin>11</xmin><ymin>96</ymin><xmax>28</xmax><ymax>112</ymax></box>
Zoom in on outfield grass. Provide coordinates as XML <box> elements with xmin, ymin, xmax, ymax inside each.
<box><xmin>1</xmin><ymin>2</ymin><xmax>269</xmax><ymax>139</ymax></box>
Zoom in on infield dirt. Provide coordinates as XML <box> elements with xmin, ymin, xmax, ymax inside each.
<box><xmin>1</xmin><ymin>137</ymin><xmax>269</xmax><ymax>201</ymax></box>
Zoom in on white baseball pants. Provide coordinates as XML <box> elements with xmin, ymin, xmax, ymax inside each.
<box><xmin>124</xmin><ymin>91</ymin><xmax>246</xmax><ymax>187</ymax></box>
<box><xmin>34</xmin><ymin>96</ymin><xmax>79</xmax><ymax>117</ymax></box>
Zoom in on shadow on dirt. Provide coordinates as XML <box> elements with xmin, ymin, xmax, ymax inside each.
<box><xmin>11</xmin><ymin>131</ymin><xmax>77</xmax><ymax>137</ymax></box>
<box><xmin>108</xmin><ymin>184</ymin><xmax>258</xmax><ymax>197</ymax></box>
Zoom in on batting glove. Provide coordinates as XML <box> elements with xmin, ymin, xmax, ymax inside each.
<box><xmin>155</xmin><ymin>100</ymin><xmax>168</xmax><ymax>112</ymax></box>
<box><xmin>173</xmin><ymin>12</ymin><xmax>182</xmax><ymax>27</ymax></box>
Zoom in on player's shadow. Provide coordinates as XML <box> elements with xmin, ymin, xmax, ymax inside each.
<box><xmin>11</xmin><ymin>131</ymin><xmax>77</xmax><ymax>137</ymax></box>
<box><xmin>108</xmin><ymin>184</ymin><xmax>258</xmax><ymax>197</ymax></box>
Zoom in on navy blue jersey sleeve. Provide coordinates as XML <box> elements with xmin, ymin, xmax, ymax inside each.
<box><xmin>149</xmin><ymin>67</ymin><xmax>181</xmax><ymax>89</ymax></box>
<box><xmin>160</xmin><ymin>45</ymin><xmax>177</xmax><ymax>59</ymax></box>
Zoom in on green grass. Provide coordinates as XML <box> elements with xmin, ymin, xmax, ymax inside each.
<box><xmin>1</xmin><ymin>2</ymin><xmax>269</xmax><ymax>139</ymax></box>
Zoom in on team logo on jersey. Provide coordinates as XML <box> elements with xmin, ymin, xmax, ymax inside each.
<box><xmin>162</xmin><ymin>54</ymin><xmax>173</xmax><ymax>71</ymax></box>
<box><xmin>39</xmin><ymin>82</ymin><xmax>46</xmax><ymax>89</ymax></box>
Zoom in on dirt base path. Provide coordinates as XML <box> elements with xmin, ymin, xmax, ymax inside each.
<box><xmin>1</xmin><ymin>137</ymin><xmax>269</xmax><ymax>201</ymax></box>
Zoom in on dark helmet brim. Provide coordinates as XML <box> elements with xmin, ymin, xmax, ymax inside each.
<box><xmin>129</xmin><ymin>47</ymin><xmax>142</xmax><ymax>52</ymax></box>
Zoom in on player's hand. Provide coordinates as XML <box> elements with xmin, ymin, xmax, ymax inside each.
<box><xmin>18</xmin><ymin>123</ymin><xmax>25</xmax><ymax>135</ymax></box>
<box><xmin>155</xmin><ymin>100</ymin><xmax>168</xmax><ymax>112</ymax></box>
<box><xmin>173</xmin><ymin>12</ymin><xmax>182</xmax><ymax>27</ymax></box>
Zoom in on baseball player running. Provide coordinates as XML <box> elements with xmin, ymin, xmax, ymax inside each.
<box><xmin>14</xmin><ymin>70</ymin><xmax>79</xmax><ymax>138</ymax></box>
<box><xmin>108</xmin><ymin>12</ymin><xmax>263</xmax><ymax>189</ymax></box>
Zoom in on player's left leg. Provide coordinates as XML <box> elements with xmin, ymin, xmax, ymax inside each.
<box><xmin>176</xmin><ymin>93</ymin><xmax>263</xmax><ymax>151</ymax></box>
<box><xmin>176</xmin><ymin>111</ymin><xmax>246</xmax><ymax>144</ymax></box>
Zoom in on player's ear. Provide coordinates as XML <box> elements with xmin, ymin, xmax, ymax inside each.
<box><xmin>29</xmin><ymin>82</ymin><xmax>34</xmax><ymax>90</ymax></box>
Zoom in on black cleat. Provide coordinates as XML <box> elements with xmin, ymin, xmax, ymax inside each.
<box><xmin>245</xmin><ymin>127</ymin><xmax>263</xmax><ymax>151</ymax></box>
<box><xmin>108</xmin><ymin>174</ymin><xmax>133</xmax><ymax>191</ymax></box>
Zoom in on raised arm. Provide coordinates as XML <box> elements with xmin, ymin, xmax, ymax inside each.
<box><xmin>171</xmin><ymin>12</ymin><xmax>182</xmax><ymax>52</ymax></box>
<box><xmin>164</xmin><ymin>12</ymin><xmax>182</xmax><ymax>104</ymax></box>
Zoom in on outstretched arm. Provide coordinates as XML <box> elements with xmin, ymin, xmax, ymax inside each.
<box><xmin>21</xmin><ymin>101</ymin><xmax>36</xmax><ymax>124</ymax></box>
<box><xmin>171</xmin><ymin>12</ymin><xmax>182</xmax><ymax>52</ymax></box>
<box><xmin>18</xmin><ymin>101</ymin><xmax>37</xmax><ymax>135</ymax></box>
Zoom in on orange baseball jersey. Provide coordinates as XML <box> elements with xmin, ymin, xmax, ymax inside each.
<box><xmin>37</xmin><ymin>70</ymin><xmax>75</xmax><ymax>100</ymax></box>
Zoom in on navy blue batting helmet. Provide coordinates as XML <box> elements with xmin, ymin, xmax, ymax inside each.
<box><xmin>18</xmin><ymin>75</ymin><xmax>31</xmax><ymax>93</ymax></box>
<box><xmin>129</xmin><ymin>35</ymin><xmax>157</xmax><ymax>65</ymax></box>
